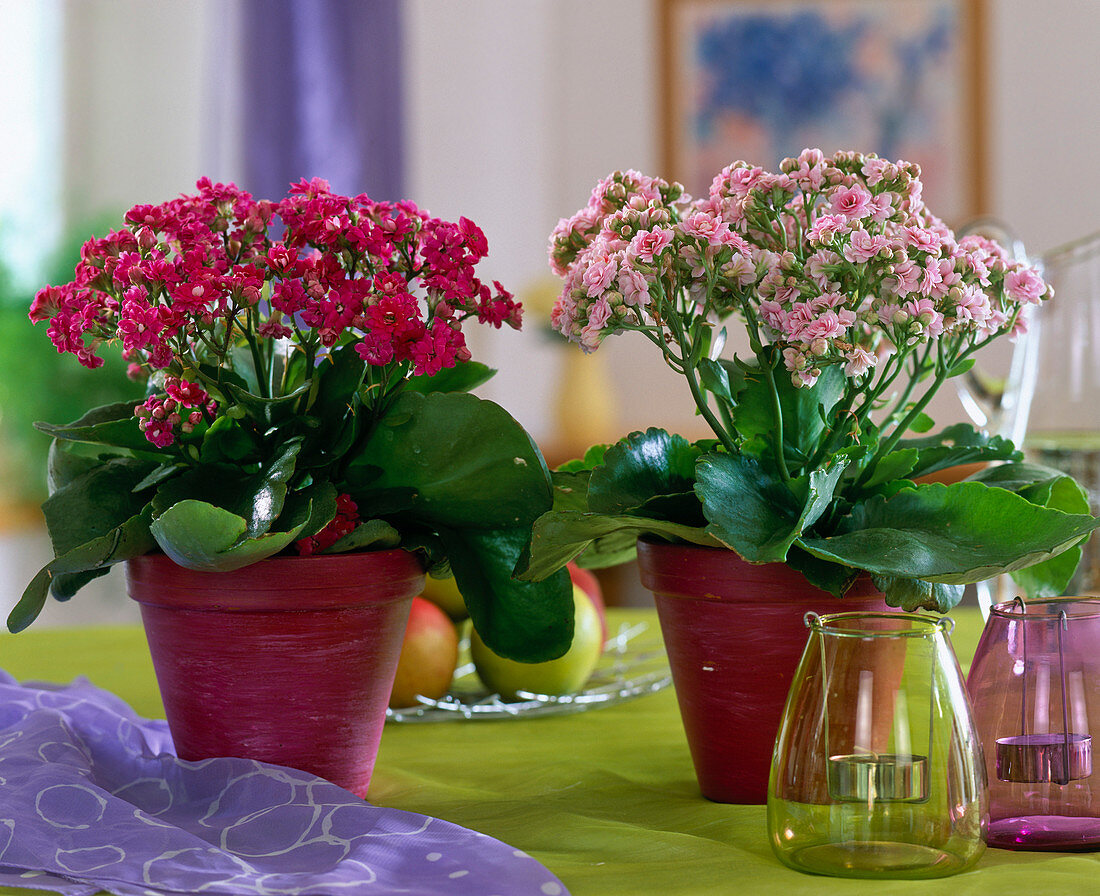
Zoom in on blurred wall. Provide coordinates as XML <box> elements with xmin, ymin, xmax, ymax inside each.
<box><xmin>50</xmin><ymin>0</ymin><xmax>1100</xmax><ymax>447</ymax></box>
<box><xmin>5</xmin><ymin>0</ymin><xmax>1098</xmax><ymax>624</ymax></box>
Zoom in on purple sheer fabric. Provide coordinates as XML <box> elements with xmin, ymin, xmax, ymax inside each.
<box><xmin>240</xmin><ymin>0</ymin><xmax>405</xmax><ymax>201</ymax></box>
<box><xmin>0</xmin><ymin>671</ymin><xmax>569</xmax><ymax>896</ymax></box>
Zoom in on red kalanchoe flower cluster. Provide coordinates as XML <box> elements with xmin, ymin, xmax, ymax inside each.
<box><xmin>133</xmin><ymin>377</ymin><xmax>215</xmax><ymax>448</ymax></box>
<box><xmin>29</xmin><ymin>177</ymin><xmax>522</xmax><ymax>452</ymax></box>
<box><xmin>294</xmin><ymin>494</ymin><xmax>360</xmax><ymax>556</ymax></box>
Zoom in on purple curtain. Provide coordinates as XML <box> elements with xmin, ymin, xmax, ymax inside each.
<box><xmin>240</xmin><ymin>0</ymin><xmax>404</xmax><ymax>201</ymax></box>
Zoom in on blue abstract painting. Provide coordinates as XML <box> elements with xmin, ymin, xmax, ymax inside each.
<box><xmin>666</xmin><ymin>0</ymin><xmax>975</xmax><ymax>222</ymax></box>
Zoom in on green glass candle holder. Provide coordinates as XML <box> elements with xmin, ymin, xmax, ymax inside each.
<box><xmin>767</xmin><ymin>612</ymin><xmax>988</xmax><ymax>879</ymax></box>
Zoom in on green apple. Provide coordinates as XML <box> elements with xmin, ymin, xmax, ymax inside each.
<box><xmin>389</xmin><ymin>596</ymin><xmax>460</xmax><ymax>709</ymax></box>
<box><xmin>470</xmin><ymin>584</ymin><xmax>604</xmax><ymax>698</ymax></box>
<box><xmin>419</xmin><ymin>571</ymin><xmax>469</xmax><ymax>621</ymax></box>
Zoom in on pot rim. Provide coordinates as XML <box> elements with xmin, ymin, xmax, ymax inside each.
<box><xmin>125</xmin><ymin>548</ymin><xmax>425</xmax><ymax>611</ymax></box>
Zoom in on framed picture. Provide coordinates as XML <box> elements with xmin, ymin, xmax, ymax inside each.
<box><xmin>659</xmin><ymin>0</ymin><xmax>986</xmax><ymax>225</ymax></box>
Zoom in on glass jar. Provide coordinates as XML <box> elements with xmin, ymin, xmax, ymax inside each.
<box><xmin>768</xmin><ymin>612</ymin><xmax>987</xmax><ymax>878</ymax></box>
<box><xmin>967</xmin><ymin>597</ymin><xmax>1100</xmax><ymax>850</ymax></box>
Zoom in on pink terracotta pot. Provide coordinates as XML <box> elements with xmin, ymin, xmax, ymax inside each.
<box><xmin>126</xmin><ymin>549</ymin><xmax>424</xmax><ymax>798</ymax></box>
<box><xmin>636</xmin><ymin>538</ymin><xmax>888</xmax><ymax>805</ymax></box>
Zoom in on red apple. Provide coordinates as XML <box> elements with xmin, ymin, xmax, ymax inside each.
<box><xmin>568</xmin><ymin>561</ymin><xmax>607</xmax><ymax>642</ymax></box>
<box><xmin>389</xmin><ymin>596</ymin><xmax>460</xmax><ymax>709</ymax></box>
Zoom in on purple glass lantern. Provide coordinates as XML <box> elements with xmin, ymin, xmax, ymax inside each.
<box><xmin>967</xmin><ymin>597</ymin><xmax>1100</xmax><ymax>850</ymax></box>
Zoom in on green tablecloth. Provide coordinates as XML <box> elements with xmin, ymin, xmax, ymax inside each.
<box><xmin>3</xmin><ymin>607</ymin><xmax>1099</xmax><ymax>895</ymax></box>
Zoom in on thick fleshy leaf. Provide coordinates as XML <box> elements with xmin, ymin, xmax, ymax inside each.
<box><xmin>405</xmin><ymin>360</ymin><xmax>495</xmax><ymax>394</ymax></box>
<box><xmin>200</xmin><ymin>415</ymin><xmax>258</xmax><ymax>463</ymax></box>
<box><xmin>310</xmin><ymin>343</ymin><xmax>365</xmax><ymax>428</ymax></box>
<box><xmin>155</xmin><ymin>438</ymin><xmax>303</xmax><ymax>538</ymax></box>
<box><xmin>518</xmin><ymin>510</ymin><xmax>718</xmax><ymax>581</ymax></box>
<box><xmin>698</xmin><ymin>357</ymin><xmax>741</xmax><ymax>406</ymax></box>
<box><xmin>149</xmin><ymin>500</ymin><xmax>305</xmax><ymax>572</ymax></box>
<box><xmin>783</xmin><ymin>546</ymin><xmax>862</xmax><ymax>597</ymax></box>
<box><xmin>968</xmin><ymin>462</ymin><xmax>1091</xmax><ymax>596</ymax></box>
<box><xmin>555</xmin><ymin>443</ymin><xmax>610</xmax><ymax>473</ymax></box>
<box><xmin>327</xmin><ymin>518</ymin><xmax>402</xmax><ymax>553</ymax></box>
<box><xmin>731</xmin><ymin>359</ymin><xmax>844</xmax><ymax>466</ymax></box>
<box><xmin>46</xmin><ymin>440</ymin><xmax>109</xmax><ymax>495</ymax></box>
<box><xmin>41</xmin><ymin>459</ymin><xmax>156</xmax><ymax>557</ymax></box>
<box><xmin>893</xmin><ymin>422</ymin><xmax>1020</xmax><ymax>480</ymax></box>
<box><xmin>798</xmin><ymin>481</ymin><xmax>1100</xmax><ymax>584</ymax></box>
<box><xmin>1010</xmin><ymin>546</ymin><xmax>1082</xmax><ymax>598</ymax></box>
<box><xmin>351</xmin><ymin>391</ymin><xmax>553</xmax><ymax>530</ymax></box>
<box><xmin>588</xmin><ymin>429</ymin><xmax>700</xmax><ymax>514</ymax></box>
<box><xmin>8</xmin><ymin>507</ymin><xmax>155</xmax><ymax>633</ymax></box>
<box><xmin>968</xmin><ymin>462</ymin><xmax>1091</xmax><ymax>512</ymax></box>
<box><xmin>870</xmin><ymin>574</ymin><xmax>966</xmax><ymax>612</ymax></box>
<box><xmin>438</xmin><ymin>526</ymin><xmax>574</xmax><ymax>662</ymax></box>
<box><xmin>695</xmin><ymin>453</ymin><xmax>845</xmax><ymax>563</ymax></box>
<box><xmin>549</xmin><ymin>469</ymin><xmax>592</xmax><ymax>514</ymax></box>
<box><xmin>223</xmin><ymin>380</ymin><xmax>312</xmax><ymax>428</ymax></box>
<box><xmin>35</xmin><ymin>401</ymin><xmax>148</xmax><ymax>451</ymax></box>
<box><xmin>243</xmin><ymin>438</ymin><xmax>303</xmax><ymax>537</ymax></box>
<box><xmin>860</xmin><ymin>449</ymin><xmax>919</xmax><ymax>490</ymax></box>
<box><xmin>280</xmin><ymin>478</ymin><xmax>338</xmax><ymax>540</ymax></box>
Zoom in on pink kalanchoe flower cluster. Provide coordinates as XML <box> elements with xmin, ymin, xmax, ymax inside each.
<box><xmin>549</xmin><ymin>149</ymin><xmax>1051</xmax><ymax>388</ymax></box>
<box><xmin>31</xmin><ymin>178</ymin><xmax>521</xmax><ymax>448</ymax></box>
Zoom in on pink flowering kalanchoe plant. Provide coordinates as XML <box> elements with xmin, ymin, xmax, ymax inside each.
<box><xmin>520</xmin><ymin>149</ymin><xmax>1099</xmax><ymax>609</ymax></box>
<box><xmin>13</xmin><ymin>177</ymin><xmax>573</xmax><ymax>662</ymax></box>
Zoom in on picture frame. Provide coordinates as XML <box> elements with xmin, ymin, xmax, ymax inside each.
<box><xmin>658</xmin><ymin>0</ymin><xmax>987</xmax><ymax>225</ymax></box>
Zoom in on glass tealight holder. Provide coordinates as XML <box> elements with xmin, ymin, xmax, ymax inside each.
<box><xmin>967</xmin><ymin>597</ymin><xmax>1100</xmax><ymax>850</ymax></box>
<box><xmin>767</xmin><ymin>612</ymin><xmax>987</xmax><ymax>879</ymax></box>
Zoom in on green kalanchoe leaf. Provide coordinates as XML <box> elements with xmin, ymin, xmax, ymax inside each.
<box><xmin>860</xmin><ymin>448</ymin><xmax>919</xmax><ymax>491</ymax></box>
<box><xmin>697</xmin><ymin>357</ymin><xmax>741</xmax><ymax>407</ymax></box>
<box><xmin>438</xmin><ymin>525</ymin><xmax>575</xmax><ymax>663</ymax></box>
<box><xmin>555</xmin><ymin>443</ymin><xmax>610</xmax><ymax>474</ymax></box>
<box><xmin>308</xmin><ymin>343</ymin><xmax>365</xmax><ymax>429</ymax></box>
<box><xmin>731</xmin><ymin>360</ymin><xmax>844</xmax><ymax>466</ymax></box>
<box><xmin>9</xmin><ymin>506</ymin><xmax>155</xmax><ymax>633</ymax></box>
<box><xmin>223</xmin><ymin>380</ymin><xmax>312</xmax><ymax>428</ymax></box>
<box><xmin>351</xmin><ymin>391</ymin><xmax>553</xmax><ymax>531</ymax></box>
<box><xmin>549</xmin><ymin>469</ymin><xmax>593</xmax><ymax>514</ymax></box>
<box><xmin>405</xmin><ymin>360</ymin><xmax>496</xmax><ymax>395</ymax></box>
<box><xmin>588</xmin><ymin>429</ymin><xmax>700</xmax><ymax>514</ymax></box>
<box><xmin>518</xmin><ymin>510</ymin><xmax>718</xmax><ymax>581</ymax></box>
<box><xmin>695</xmin><ymin>453</ymin><xmax>846</xmax><ymax>563</ymax></box>
<box><xmin>783</xmin><ymin>546</ymin><xmax>863</xmax><ymax>598</ymax></box>
<box><xmin>967</xmin><ymin>461</ymin><xmax>1090</xmax><ymax>510</ymax></box>
<box><xmin>34</xmin><ymin>400</ymin><xmax>148</xmax><ymax>452</ymax></box>
<box><xmin>156</xmin><ymin>437</ymin><xmax>304</xmax><ymax>538</ymax></box>
<box><xmin>41</xmin><ymin>458</ymin><xmax>157</xmax><ymax>557</ymax></box>
<box><xmin>870</xmin><ymin>574</ymin><xmax>966</xmax><ymax>613</ymax></box>
<box><xmin>327</xmin><ymin>518</ymin><xmax>402</xmax><ymax>553</ymax></box>
<box><xmin>46</xmin><ymin>439</ymin><xmax>112</xmax><ymax>495</ymax></box>
<box><xmin>149</xmin><ymin>499</ymin><xmax>306</xmax><ymax>572</ymax></box>
<box><xmin>798</xmin><ymin>481</ymin><xmax>1100</xmax><ymax>585</ymax></box>
<box><xmin>200</xmin><ymin>414</ymin><xmax>258</xmax><ymax>463</ymax></box>
<box><xmin>969</xmin><ymin>461</ymin><xmax>1092</xmax><ymax>596</ymax></box>
<box><xmin>892</xmin><ymin>422</ymin><xmax>1021</xmax><ymax>481</ymax></box>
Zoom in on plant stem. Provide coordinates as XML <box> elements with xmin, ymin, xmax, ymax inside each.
<box><xmin>666</xmin><ymin>306</ymin><xmax>737</xmax><ymax>455</ymax></box>
<box><xmin>736</xmin><ymin>296</ymin><xmax>792</xmax><ymax>481</ymax></box>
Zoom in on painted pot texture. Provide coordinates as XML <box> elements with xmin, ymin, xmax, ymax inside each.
<box><xmin>126</xmin><ymin>550</ymin><xmax>424</xmax><ymax>798</ymax></box>
<box><xmin>636</xmin><ymin>538</ymin><xmax>888</xmax><ymax>805</ymax></box>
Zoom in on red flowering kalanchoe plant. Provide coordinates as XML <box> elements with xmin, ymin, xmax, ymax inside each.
<box><xmin>520</xmin><ymin>149</ymin><xmax>1100</xmax><ymax>610</ymax></box>
<box><xmin>13</xmin><ymin>177</ymin><xmax>573</xmax><ymax>662</ymax></box>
